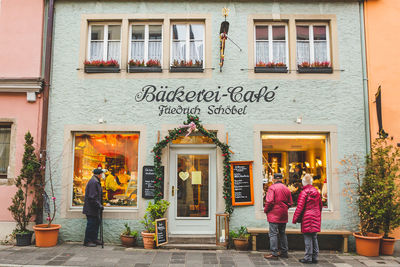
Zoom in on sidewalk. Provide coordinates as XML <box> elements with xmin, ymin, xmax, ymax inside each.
<box><xmin>0</xmin><ymin>243</ymin><xmax>399</xmax><ymax>267</ymax></box>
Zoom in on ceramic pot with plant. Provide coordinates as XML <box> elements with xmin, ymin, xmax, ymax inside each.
<box><xmin>8</xmin><ymin>132</ymin><xmax>42</xmax><ymax>246</ymax></box>
<box><xmin>230</xmin><ymin>226</ymin><xmax>250</xmax><ymax>251</ymax></box>
<box><xmin>140</xmin><ymin>200</ymin><xmax>170</xmax><ymax>249</ymax></box>
<box><xmin>120</xmin><ymin>223</ymin><xmax>138</xmax><ymax>247</ymax></box>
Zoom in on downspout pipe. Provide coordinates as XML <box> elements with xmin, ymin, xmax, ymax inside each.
<box><xmin>39</xmin><ymin>0</ymin><xmax>55</xmax><ymax>224</ymax></box>
<box><xmin>359</xmin><ymin>0</ymin><xmax>371</xmax><ymax>153</ymax></box>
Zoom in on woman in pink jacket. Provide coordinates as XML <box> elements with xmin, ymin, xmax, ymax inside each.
<box><xmin>292</xmin><ymin>174</ymin><xmax>322</xmax><ymax>264</ymax></box>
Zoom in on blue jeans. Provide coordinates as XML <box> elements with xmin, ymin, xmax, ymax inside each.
<box><xmin>269</xmin><ymin>223</ymin><xmax>288</xmax><ymax>256</ymax></box>
<box><xmin>84</xmin><ymin>215</ymin><xmax>100</xmax><ymax>244</ymax></box>
<box><xmin>303</xmin><ymin>233</ymin><xmax>319</xmax><ymax>261</ymax></box>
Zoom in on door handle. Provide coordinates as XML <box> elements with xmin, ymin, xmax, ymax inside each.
<box><xmin>172</xmin><ymin>186</ymin><xmax>175</xmax><ymax>196</ymax></box>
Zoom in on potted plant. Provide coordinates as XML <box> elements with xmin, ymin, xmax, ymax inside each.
<box><xmin>120</xmin><ymin>223</ymin><xmax>138</xmax><ymax>247</ymax></box>
<box><xmin>230</xmin><ymin>226</ymin><xmax>250</xmax><ymax>251</ymax></box>
<box><xmin>254</xmin><ymin>61</ymin><xmax>288</xmax><ymax>73</ymax></box>
<box><xmin>140</xmin><ymin>200</ymin><xmax>170</xmax><ymax>249</ymax></box>
<box><xmin>297</xmin><ymin>61</ymin><xmax>332</xmax><ymax>73</ymax></box>
<box><xmin>128</xmin><ymin>59</ymin><xmax>162</xmax><ymax>73</ymax></box>
<box><xmin>8</xmin><ymin>132</ymin><xmax>42</xmax><ymax>246</ymax></box>
<box><xmin>170</xmin><ymin>59</ymin><xmax>204</xmax><ymax>72</ymax></box>
<box><xmin>370</xmin><ymin>138</ymin><xmax>400</xmax><ymax>255</ymax></box>
<box><xmin>32</xmin><ymin>156</ymin><xmax>61</xmax><ymax>247</ymax></box>
<box><xmin>84</xmin><ymin>59</ymin><xmax>120</xmax><ymax>73</ymax></box>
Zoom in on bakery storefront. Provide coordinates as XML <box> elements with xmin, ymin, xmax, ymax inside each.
<box><xmin>50</xmin><ymin>0</ymin><xmax>367</xmax><ymax>244</ymax></box>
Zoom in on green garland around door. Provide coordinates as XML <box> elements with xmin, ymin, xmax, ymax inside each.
<box><xmin>152</xmin><ymin>114</ymin><xmax>234</xmax><ymax>214</ymax></box>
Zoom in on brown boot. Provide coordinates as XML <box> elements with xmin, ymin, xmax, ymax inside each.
<box><xmin>264</xmin><ymin>254</ymin><xmax>279</xmax><ymax>260</ymax></box>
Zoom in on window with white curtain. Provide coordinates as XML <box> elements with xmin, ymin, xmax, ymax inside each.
<box><xmin>171</xmin><ymin>23</ymin><xmax>204</xmax><ymax>67</ymax></box>
<box><xmin>296</xmin><ymin>24</ymin><xmax>330</xmax><ymax>65</ymax></box>
<box><xmin>255</xmin><ymin>24</ymin><xmax>288</xmax><ymax>66</ymax></box>
<box><xmin>88</xmin><ymin>24</ymin><xmax>121</xmax><ymax>62</ymax></box>
<box><xmin>0</xmin><ymin>125</ymin><xmax>11</xmax><ymax>178</ymax></box>
<box><xmin>130</xmin><ymin>24</ymin><xmax>162</xmax><ymax>64</ymax></box>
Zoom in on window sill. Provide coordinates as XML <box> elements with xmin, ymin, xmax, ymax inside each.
<box><xmin>254</xmin><ymin>67</ymin><xmax>288</xmax><ymax>73</ymax></box>
<box><xmin>169</xmin><ymin>67</ymin><xmax>204</xmax><ymax>73</ymax></box>
<box><xmin>84</xmin><ymin>66</ymin><xmax>120</xmax><ymax>73</ymax></box>
<box><xmin>128</xmin><ymin>66</ymin><xmax>162</xmax><ymax>73</ymax></box>
<box><xmin>297</xmin><ymin>67</ymin><xmax>333</xmax><ymax>74</ymax></box>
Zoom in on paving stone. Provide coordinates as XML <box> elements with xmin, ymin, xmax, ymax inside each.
<box><xmin>134</xmin><ymin>264</ymin><xmax>150</xmax><ymax>267</ymax></box>
<box><xmin>359</xmin><ymin>260</ymin><xmax>400</xmax><ymax>266</ymax></box>
<box><xmin>104</xmin><ymin>258</ymin><xmax>120</xmax><ymax>263</ymax></box>
<box><xmin>333</xmin><ymin>264</ymin><xmax>354</xmax><ymax>267</ymax></box>
<box><xmin>68</xmin><ymin>256</ymin><xmax>88</xmax><ymax>261</ymax></box>
<box><xmin>45</xmin><ymin>260</ymin><xmax>67</xmax><ymax>265</ymax></box>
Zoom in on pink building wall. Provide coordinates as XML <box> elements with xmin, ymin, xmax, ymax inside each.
<box><xmin>0</xmin><ymin>0</ymin><xmax>44</xmax><ymax>225</ymax></box>
<box><xmin>0</xmin><ymin>0</ymin><xmax>44</xmax><ymax>77</ymax></box>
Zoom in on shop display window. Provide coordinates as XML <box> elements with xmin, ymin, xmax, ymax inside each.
<box><xmin>73</xmin><ymin>133</ymin><xmax>139</xmax><ymax>208</ymax></box>
<box><xmin>261</xmin><ymin>133</ymin><xmax>328</xmax><ymax>208</ymax></box>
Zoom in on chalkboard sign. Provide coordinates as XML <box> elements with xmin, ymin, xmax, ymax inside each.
<box><xmin>155</xmin><ymin>218</ymin><xmax>168</xmax><ymax>246</ymax></box>
<box><xmin>230</xmin><ymin>161</ymin><xmax>254</xmax><ymax>206</ymax></box>
<box><xmin>142</xmin><ymin>166</ymin><xmax>164</xmax><ymax>199</ymax></box>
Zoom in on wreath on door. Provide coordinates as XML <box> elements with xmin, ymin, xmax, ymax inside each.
<box><xmin>152</xmin><ymin>114</ymin><xmax>233</xmax><ymax>214</ymax></box>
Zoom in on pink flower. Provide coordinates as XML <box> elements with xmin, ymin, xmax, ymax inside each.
<box><xmin>46</xmin><ymin>217</ymin><xmax>51</xmax><ymax>221</ymax></box>
<box><xmin>52</xmin><ymin>197</ymin><xmax>56</xmax><ymax>200</ymax></box>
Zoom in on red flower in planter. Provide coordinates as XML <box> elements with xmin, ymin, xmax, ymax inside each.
<box><xmin>299</xmin><ymin>61</ymin><xmax>331</xmax><ymax>68</ymax></box>
<box><xmin>256</xmin><ymin>61</ymin><xmax>287</xmax><ymax>68</ymax></box>
<box><xmin>146</xmin><ymin>59</ymin><xmax>161</xmax><ymax>67</ymax></box>
<box><xmin>84</xmin><ymin>59</ymin><xmax>119</xmax><ymax>67</ymax></box>
<box><xmin>128</xmin><ymin>59</ymin><xmax>145</xmax><ymax>67</ymax></box>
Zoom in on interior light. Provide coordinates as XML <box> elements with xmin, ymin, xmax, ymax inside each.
<box><xmin>304</xmin><ymin>162</ymin><xmax>310</xmax><ymax>168</ymax></box>
<box><xmin>262</xmin><ymin>134</ymin><xmax>326</xmax><ymax>140</ymax></box>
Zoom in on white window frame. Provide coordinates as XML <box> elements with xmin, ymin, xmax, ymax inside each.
<box><xmin>129</xmin><ymin>23</ymin><xmax>163</xmax><ymax>65</ymax></box>
<box><xmin>296</xmin><ymin>23</ymin><xmax>331</xmax><ymax>64</ymax></box>
<box><xmin>170</xmin><ymin>23</ymin><xmax>205</xmax><ymax>67</ymax></box>
<box><xmin>254</xmin><ymin>23</ymin><xmax>289</xmax><ymax>66</ymax></box>
<box><xmin>70</xmin><ymin>131</ymin><xmax>140</xmax><ymax>210</ymax></box>
<box><xmin>87</xmin><ymin>23</ymin><xmax>122</xmax><ymax>62</ymax></box>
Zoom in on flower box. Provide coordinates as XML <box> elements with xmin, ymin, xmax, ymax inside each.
<box><xmin>128</xmin><ymin>66</ymin><xmax>162</xmax><ymax>73</ymax></box>
<box><xmin>84</xmin><ymin>66</ymin><xmax>120</xmax><ymax>73</ymax></box>
<box><xmin>254</xmin><ymin>66</ymin><xmax>288</xmax><ymax>73</ymax></box>
<box><xmin>169</xmin><ymin>66</ymin><xmax>204</xmax><ymax>73</ymax></box>
<box><xmin>297</xmin><ymin>66</ymin><xmax>333</xmax><ymax>73</ymax></box>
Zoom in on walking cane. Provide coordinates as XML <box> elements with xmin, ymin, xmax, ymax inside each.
<box><xmin>100</xmin><ymin>209</ymin><xmax>104</xmax><ymax>248</ymax></box>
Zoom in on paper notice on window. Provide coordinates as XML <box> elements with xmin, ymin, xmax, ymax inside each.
<box><xmin>191</xmin><ymin>171</ymin><xmax>202</xmax><ymax>185</ymax></box>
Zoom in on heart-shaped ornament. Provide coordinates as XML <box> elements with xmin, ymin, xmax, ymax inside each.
<box><xmin>179</xmin><ymin>171</ymin><xmax>189</xmax><ymax>181</ymax></box>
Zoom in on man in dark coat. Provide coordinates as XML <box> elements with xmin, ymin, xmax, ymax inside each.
<box><xmin>264</xmin><ymin>173</ymin><xmax>293</xmax><ymax>259</ymax></box>
<box><xmin>83</xmin><ymin>168</ymin><xmax>104</xmax><ymax>247</ymax></box>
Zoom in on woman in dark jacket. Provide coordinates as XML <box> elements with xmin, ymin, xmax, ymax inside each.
<box><xmin>292</xmin><ymin>174</ymin><xmax>322</xmax><ymax>264</ymax></box>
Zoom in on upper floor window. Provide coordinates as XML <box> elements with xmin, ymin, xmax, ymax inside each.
<box><xmin>255</xmin><ymin>24</ymin><xmax>288</xmax><ymax>67</ymax></box>
<box><xmin>88</xmin><ymin>24</ymin><xmax>121</xmax><ymax>63</ymax></box>
<box><xmin>130</xmin><ymin>24</ymin><xmax>162</xmax><ymax>65</ymax></box>
<box><xmin>171</xmin><ymin>23</ymin><xmax>204</xmax><ymax>68</ymax></box>
<box><xmin>0</xmin><ymin>125</ymin><xmax>11</xmax><ymax>178</ymax></box>
<box><xmin>296</xmin><ymin>24</ymin><xmax>330</xmax><ymax>66</ymax></box>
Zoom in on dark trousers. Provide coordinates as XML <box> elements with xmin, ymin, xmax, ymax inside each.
<box><xmin>84</xmin><ymin>215</ymin><xmax>100</xmax><ymax>244</ymax></box>
<box><xmin>268</xmin><ymin>223</ymin><xmax>288</xmax><ymax>256</ymax></box>
<box><xmin>303</xmin><ymin>233</ymin><xmax>319</xmax><ymax>261</ymax></box>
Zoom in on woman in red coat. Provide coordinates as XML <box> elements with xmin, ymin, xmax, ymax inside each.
<box><xmin>292</xmin><ymin>174</ymin><xmax>322</xmax><ymax>264</ymax></box>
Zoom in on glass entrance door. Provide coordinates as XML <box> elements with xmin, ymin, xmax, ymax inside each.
<box><xmin>169</xmin><ymin>147</ymin><xmax>216</xmax><ymax>234</ymax></box>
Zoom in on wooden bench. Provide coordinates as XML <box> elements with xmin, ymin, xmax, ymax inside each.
<box><xmin>247</xmin><ymin>228</ymin><xmax>352</xmax><ymax>253</ymax></box>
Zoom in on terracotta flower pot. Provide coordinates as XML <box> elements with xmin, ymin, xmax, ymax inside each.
<box><xmin>141</xmin><ymin>231</ymin><xmax>155</xmax><ymax>249</ymax></box>
<box><xmin>120</xmin><ymin>234</ymin><xmax>137</xmax><ymax>247</ymax></box>
<box><xmin>380</xmin><ymin>237</ymin><xmax>396</xmax><ymax>255</ymax></box>
<box><xmin>33</xmin><ymin>224</ymin><xmax>61</xmax><ymax>247</ymax></box>
<box><xmin>233</xmin><ymin>238</ymin><xmax>249</xmax><ymax>251</ymax></box>
<box><xmin>353</xmin><ymin>232</ymin><xmax>383</xmax><ymax>256</ymax></box>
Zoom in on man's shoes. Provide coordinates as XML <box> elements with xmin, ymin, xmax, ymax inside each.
<box><xmin>312</xmin><ymin>259</ymin><xmax>318</xmax><ymax>264</ymax></box>
<box><xmin>83</xmin><ymin>242</ymin><xmax>97</xmax><ymax>247</ymax></box>
<box><xmin>264</xmin><ymin>254</ymin><xmax>279</xmax><ymax>260</ymax></box>
<box><xmin>95</xmin><ymin>239</ymin><xmax>103</xmax><ymax>245</ymax></box>
<box><xmin>299</xmin><ymin>259</ymin><xmax>313</xmax><ymax>264</ymax></box>
<box><xmin>279</xmin><ymin>253</ymin><xmax>289</xmax><ymax>259</ymax></box>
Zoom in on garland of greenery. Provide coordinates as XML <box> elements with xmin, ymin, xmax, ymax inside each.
<box><xmin>152</xmin><ymin>114</ymin><xmax>233</xmax><ymax>214</ymax></box>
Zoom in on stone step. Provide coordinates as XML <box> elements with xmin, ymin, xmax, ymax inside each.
<box><xmin>168</xmin><ymin>234</ymin><xmax>216</xmax><ymax>244</ymax></box>
<box><xmin>159</xmin><ymin>243</ymin><xmax>227</xmax><ymax>250</ymax></box>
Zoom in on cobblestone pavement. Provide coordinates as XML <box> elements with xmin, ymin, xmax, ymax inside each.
<box><xmin>0</xmin><ymin>243</ymin><xmax>399</xmax><ymax>267</ymax></box>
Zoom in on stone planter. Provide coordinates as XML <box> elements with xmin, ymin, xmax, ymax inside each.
<box><xmin>33</xmin><ymin>224</ymin><xmax>61</xmax><ymax>247</ymax></box>
<box><xmin>128</xmin><ymin>66</ymin><xmax>162</xmax><ymax>73</ymax></box>
<box><xmin>353</xmin><ymin>232</ymin><xmax>383</xmax><ymax>257</ymax></box>
<box><xmin>380</xmin><ymin>237</ymin><xmax>396</xmax><ymax>255</ymax></box>
<box><xmin>169</xmin><ymin>66</ymin><xmax>204</xmax><ymax>73</ymax></box>
<box><xmin>297</xmin><ymin>67</ymin><xmax>333</xmax><ymax>73</ymax></box>
<box><xmin>120</xmin><ymin>234</ymin><xmax>137</xmax><ymax>247</ymax></box>
<box><xmin>233</xmin><ymin>238</ymin><xmax>249</xmax><ymax>251</ymax></box>
<box><xmin>84</xmin><ymin>66</ymin><xmax>120</xmax><ymax>73</ymax></box>
<box><xmin>16</xmin><ymin>232</ymin><xmax>33</xmax><ymax>246</ymax></box>
<box><xmin>254</xmin><ymin>66</ymin><xmax>288</xmax><ymax>73</ymax></box>
<box><xmin>141</xmin><ymin>231</ymin><xmax>155</xmax><ymax>249</ymax></box>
